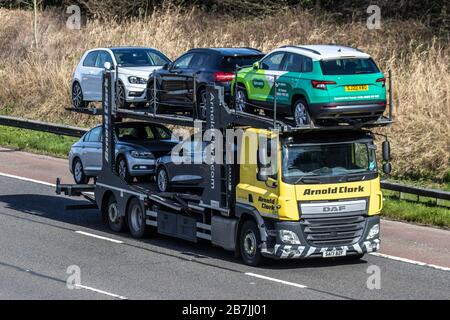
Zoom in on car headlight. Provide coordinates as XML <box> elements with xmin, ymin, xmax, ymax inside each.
<box><xmin>366</xmin><ymin>223</ymin><xmax>380</xmax><ymax>240</ymax></box>
<box><xmin>131</xmin><ymin>151</ymin><xmax>154</xmax><ymax>159</ymax></box>
<box><xmin>279</xmin><ymin>230</ymin><xmax>301</xmax><ymax>244</ymax></box>
<box><xmin>128</xmin><ymin>76</ymin><xmax>147</xmax><ymax>85</ymax></box>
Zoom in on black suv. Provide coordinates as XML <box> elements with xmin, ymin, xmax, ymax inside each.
<box><xmin>146</xmin><ymin>47</ymin><xmax>264</xmax><ymax>119</ymax></box>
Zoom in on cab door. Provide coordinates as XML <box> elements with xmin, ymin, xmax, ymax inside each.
<box><xmin>237</xmin><ymin>131</ymin><xmax>280</xmax><ymax>218</ymax></box>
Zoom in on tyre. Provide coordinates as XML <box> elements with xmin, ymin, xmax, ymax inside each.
<box><xmin>127</xmin><ymin>198</ymin><xmax>152</xmax><ymax>238</ymax></box>
<box><xmin>146</xmin><ymin>80</ymin><xmax>159</xmax><ymax>109</ymax></box>
<box><xmin>239</xmin><ymin>220</ymin><xmax>265</xmax><ymax>266</ymax></box>
<box><xmin>235</xmin><ymin>85</ymin><xmax>249</xmax><ymax>113</ymax></box>
<box><xmin>72</xmin><ymin>82</ymin><xmax>88</xmax><ymax>108</ymax></box>
<box><xmin>106</xmin><ymin>194</ymin><xmax>125</xmax><ymax>232</ymax></box>
<box><xmin>72</xmin><ymin>158</ymin><xmax>89</xmax><ymax>184</ymax></box>
<box><xmin>292</xmin><ymin>98</ymin><xmax>311</xmax><ymax>126</ymax></box>
<box><xmin>156</xmin><ymin>167</ymin><xmax>170</xmax><ymax>192</ymax></box>
<box><xmin>116</xmin><ymin>156</ymin><xmax>133</xmax><ymax>183</ymax></box>
<box><xmin>116</xmin><ymin>82</ymin><xmax>131</xmax><ymax>109</ymax></box>
<box><xmin>197</xmin><ymin>89</ymin><xmax>207</xmax><ymax>120</ymax></box>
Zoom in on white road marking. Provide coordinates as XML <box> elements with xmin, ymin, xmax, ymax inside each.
<box><xmin>75</xmin><ymin>284</ymin><xmax>127</xmax><ymax>300</ymax></box>
<box><xmin>370</xmin><ymin>253</ymin><xmax>450</xmax><ymax>272</ymax></box>
<box><xmin>0</xmin><ymin>172</ymin><xmax>55</xmax><ymax>187</ymax></box>
<box><xmin>2</xmin><ymin>171</ymin><xmax>450</xmax><ymax>273</ymax></box>
<box><xmin>245</xmin><ymin>272</ymin><xmax>308</xmax><ymax>288</ymax></box>
<box><xmin>75</xmin><ymin>231</ymin><xmax>123</xmax><ymax>244</ymax></box>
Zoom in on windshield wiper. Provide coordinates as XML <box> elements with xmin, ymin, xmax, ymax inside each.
<box><xmin>293</xmin><ymin>174</ymin><xmax>321</xmax><ymax>185</ymax></box>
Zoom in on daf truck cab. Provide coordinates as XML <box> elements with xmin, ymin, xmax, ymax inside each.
<box><xmin>234</xmin><ymin>128</ymin><xmax>384</xmax><ymax>265</ymax></box>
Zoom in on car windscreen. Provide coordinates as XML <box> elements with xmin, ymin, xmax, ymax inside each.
<box><xmin>221</xmin><ymin>55</ymin><xmax>265</xmax><ymax>71</ymax></box>
<box><xmin>112</xmin><ymin>49</ymin><xmax>170</xmax><ymax>67</ymax></box>
<box><xmin>320</xmin><ymin>58</ymin><xmax>380</xmax><ymax>75</ymax></box>
<box><xmin>115</xmin><ymin>125</ymin><xmax>171</xmax><ymax>141</ymax></box>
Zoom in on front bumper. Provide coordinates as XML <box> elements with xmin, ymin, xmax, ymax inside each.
<box><xmin>127</xmin><ymin>156</ymin><xmax>156</xmax><ymax>176</ymax></box>
<box><xmin>124</xmin><ymin>84</ymin><xmax>147</xmax><ymax>103</ymax></box>
<box><xmin>261</xmin><ymin>215</ymin><xmax>380</xmax><ymax>259</ymax></box>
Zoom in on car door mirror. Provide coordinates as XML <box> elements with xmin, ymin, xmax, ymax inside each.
<box><xmin>252</xmin><ymin>61</ymin><xmax>260</xmax><ymax>70</ymax></box>
<box><xmin>104</xmin><ymin>62</ymin><xmax>112</xmax><ymax>70</ymax></box>
<box><xmin>162</xmin><ymin>62</ymin><xmax>171</xmax><ymax>70</ymax></box>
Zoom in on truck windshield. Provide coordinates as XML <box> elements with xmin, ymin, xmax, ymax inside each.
<box><xmin>282</xmin><ymin>142</ymin><xmax>377</xmax><ymax>183</ymax></box>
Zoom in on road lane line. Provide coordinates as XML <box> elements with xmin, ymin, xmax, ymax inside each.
<box><xmin>0</xmin><ymin>172</ymin><xmax>55</xmax><ymax>187</ymax></box>
<box><xmin>75</xmin><ymin>231</ymin><xmax>123</xmax><ymax>244</ymax></box>
<box><xmin>2</xmin><ymin>170</ymin><xmax>450</xmax><ymax>273</ymax></box>
<box><xmin>245</xmin><ymin>272</ymin><xmax>308</xmax><ymax>288</ymax></box>
<box><xmin>75</xmin><ymin>284</ymin><xmax>128</xmax><ymax>300</ymax></box>
<box><xmin>370</xmin><ymin>253</ymin><xmax>450</xmax><ymax>272</ymax></box>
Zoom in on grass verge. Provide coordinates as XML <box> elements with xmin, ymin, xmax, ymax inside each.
<box><xmin>382</xmin><ymin>197</ymin><xmax>450</xmax><ymax>229</ymax></box>
<box><xmin>0</xmin><ymin>125</ymin><xmax>76</xmax><ymax>158</ymax></box>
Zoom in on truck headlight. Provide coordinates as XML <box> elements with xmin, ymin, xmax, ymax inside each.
<box><xmin>131</xmin><ymin>151</ymin><xmax>154</xmax><ymax>159</ymax></box>
<box><xmin>366</xmin><ymin>224</ymin><xmax>380</xmax><ymax>240</ymax></box>
<box><xmin>128</xmin><ymin>76</ymin><xmax>147</xmax><ymax>84</ymax></box>
<box><xmin>279</xmin><ymin>230</ymin><xmax>301</xmax><ymax>244</ymax></box>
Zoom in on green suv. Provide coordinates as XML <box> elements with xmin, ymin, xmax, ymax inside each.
<box><xmin>234</xmin><ymin>45</ymin><xmax>387</xmax><ymax>126</ymax></box>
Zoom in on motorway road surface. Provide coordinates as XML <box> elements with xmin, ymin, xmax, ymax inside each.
<box><xmin>0</xmin><ymin>148</ymin><xmax>449</xmax><ymax>300</ymax></box>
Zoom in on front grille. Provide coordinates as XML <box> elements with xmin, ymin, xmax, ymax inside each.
<box><xmin>300</xmin><ymin>214</ymin><xmax>366</xmax><ymax>247</ymax></box>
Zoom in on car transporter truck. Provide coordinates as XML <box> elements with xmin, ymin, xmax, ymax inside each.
<box><xmin>57</xmin><ymin>66</ymin><xmax>393</xmax><ymax>266</ymax></box>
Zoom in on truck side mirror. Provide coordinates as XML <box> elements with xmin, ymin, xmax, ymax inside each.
<box><xmin>382</xmin><ymin>140</ymin><xmax>390</xmax><ymax>162</ymax></box>
<box><xmin>383</xmin><ymin>162</ymin><xmax>392</xmax><ymax>175</ymax></box>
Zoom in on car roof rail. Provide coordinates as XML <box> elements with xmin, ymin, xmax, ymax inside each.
<box><xmin>279</xmin><ymin>45</ymin><xmax>321</xmax><ymax>56</ymax></box>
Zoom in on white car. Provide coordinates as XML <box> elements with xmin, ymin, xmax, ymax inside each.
<box><xmin>72</xmin><ymin>47</ymin><xmax>171</xmax><ymax>108</ymax></box>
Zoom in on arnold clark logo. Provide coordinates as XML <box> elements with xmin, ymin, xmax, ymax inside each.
<box><xmin>303</xmin><ymin>185</ymin><xmax>364</xmax><ymax>196</ymax></box>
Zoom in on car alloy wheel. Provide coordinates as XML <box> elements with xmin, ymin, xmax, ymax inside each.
<box><xmin>116</xmin><ymin>82</ymin><xmax>127</xmax><ymax>109</ymax></box>
<box><xmin>235</xmin><ymin>88</ymin><xmax>247</xmax><ymax>112</ymax></box>
<box><xmin>73</xmin><ymin>158</ymin><xmax>88</xmax><ymax>184</ymax></box>
<box><xmin>157</xmin><ymin>168</ymin><xmax>168</xmax><ymax>192</ymax></box>
<box><xmin>294</xmin><ymin>100</ymin><xmax>310</xmax><ymax>126</ymax></box>
<box><xmin>198</xmin><ymin>90</ymin><xmax>207</xmax><ymax>120</ymax></box>
<box><xmin>72</xmin><ymin>83</ymin><xmax>84</xmax><ymax>108</ymax></box>
<box><xmin>118</xmin><ymin>159</ymin><xmax>127</xmax><ymax>179</ymax></box>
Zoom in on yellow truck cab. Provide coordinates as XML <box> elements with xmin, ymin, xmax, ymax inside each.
<box><xmin>235</xmin><ymin>128</ymin><xmax>382</xmax><ymax>263</ymax></box>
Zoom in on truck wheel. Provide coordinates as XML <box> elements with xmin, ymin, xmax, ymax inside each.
<box><xmin>106</xmin><ymin>195</ymin><xmax>125</xmax><ymax>232</ymax></box>
<box><xmin>239</xmin><ymin>220</ymin><xmax>264</xmax><ymax>266</ymax></box>
<box><xmin>73</xmin><ymin>158</ymin><xmax>89</xmax><ymax>184</ymax></box>
<box><xmin>293</xmin><ymin>98</ymin><xmax>311</xmax><ymax>126</ymax></box>
<box><xmin>127</xmin><ymin>198</ymin><xmax>150</xmax><ymax>238</ymax></box>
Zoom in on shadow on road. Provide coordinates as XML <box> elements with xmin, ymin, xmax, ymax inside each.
<box><xmin>0</xmin><ymin>193</ymin><xmax>369</xmax><ymax>270</ymax></box>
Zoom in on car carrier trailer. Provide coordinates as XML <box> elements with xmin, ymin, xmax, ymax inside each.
<box><xmin>56</xmin><ymin>66</ymin><xmax>393</xmax><ymax>266</ymax></box>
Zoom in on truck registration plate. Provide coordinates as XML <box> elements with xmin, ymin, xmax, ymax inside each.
<box><xmin>323</xmin><ymin>249</ymin><xmax>346</xmax><ymax>258</ymax></box>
